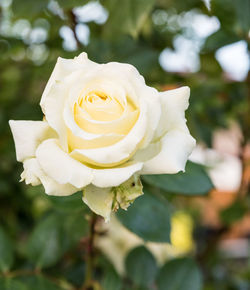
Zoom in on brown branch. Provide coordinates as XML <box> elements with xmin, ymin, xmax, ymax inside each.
<box><xmin>68</xmin><ymin>10</ymin><xmax>82</xmax><ymax>49</ymax></box>
<box><xmin>81</xmin><ymin>213</ymin><xmax>98</xmax><ymax>290</ymax></box>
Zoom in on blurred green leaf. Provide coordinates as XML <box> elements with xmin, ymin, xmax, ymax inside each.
<box><xmin>125</xmin><ymin>246</ymin><xmax>158</xmax><ymax>287</ymax></box>
<box><xmin>0</xmin><ymin>278</ymin><xmax>28</xmax><ymax>290</ymax></box>
<box><xmin>233</xmin><ymin>0</ymin><xmax>250</xmax><ymax>34</ymax></box>
<box><xmin>27</xmin><ymin>214</ymin><xmax>65</xmax><ymax>268</ymax></box>
<box><xmin>142</xmin><ymin>161</ymin><xmax>213</xmax><ymax>195</ymax></box>
<box><xmin>212</xmin><ymin>0</ymin><xmax>250</xmax><ymax>35</ymax></box>
<box><xmin>27</xmin><ymin>211</ymin><xmax>88</xmax><ymax>268</ymax></box>
<box><xmin>156</xmin><ymin>257</ymin><xmax>203</xmax><ymax>290</ymax></box>
<box><xmin>203</xmin><ymin>30</ymin><xmax>241</xmax><ymax>52</ymax></box>
<box><xmin>220</xmin><ymin>201</ymin><xmax>248</xmax><ymax>226</ymax></box>
<box><xmin>62</xmin><ymin>211</ymin><xmax>89</xmax><ymax>248</ymax></box>
<box><xmin>101</xmin><ymin>264</ymin><xmax>122</xmax><ymax>290</ymax></box>
<box><xmin>19</xmin><ymin>275</ymin><xmax>64</xmax><ymax>290</ymax></box>
<box><xmin>0</xmin><ymin>226</ymin><xmax>14</xmax><ymax>273</ymax></box>
<box><xmin>116</xmin><ymin>191</ymin><xmax>171</xmax><ymax>242</ymax></box>
<box><xmin>104</xmin><ymin>0</ymin><xmax>155</xmax><ymax>37</ymax></box>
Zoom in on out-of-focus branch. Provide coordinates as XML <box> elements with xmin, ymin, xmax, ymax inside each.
<box><xmin>82</xmin><ymin>213</ymin><xmax>98</xmax><ymax>290</ymax></box>
<box><xmin>68</xmin><ymin>10</ymin><xmax>81</xmax><ymax>49</ymax></box>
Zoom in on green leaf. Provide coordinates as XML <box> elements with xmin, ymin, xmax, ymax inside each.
<box><xmin>203</xmin><ymin>30</ymin><xmax>241</xmax><ymax>52</ymax></box>
<box><xmin>233</xmin><ymin>0</ymin><xmax>250</xmax><ymax>34</ymax></box>
<box><xmin>212</xmin><ymin>0</ymin><xmax>250</xmax><ymax>34</ymax></box>
<box><xmin>61</xmin><ymin>211</ymin><xmax>89</xmax><ymax>249</ymax></box>
<box><xmin>27</xmin><ymin>214</ymin><xmax>65</xmax><ymax>268</ymax></box>
<box><xmin>142</xmin><ymin>161</ymin><xmax>213</xmax><ymax>196</ymax></box>
<box><xmin>125</xmin><ymin>246</ymin><xmax>158</xmax><ymax>287</ymax></box>
<box><xmin>104</xmin><ymin>0</ymin><xmax>155</xmax><ymax>37</ymax></box>
<box><xmin>220</xmin><ymin>201</ymin><xmax>248</xmax><ymax>226</ymax></box>
<box><xmin>0</xmin><ymin>226</ymin><xmax>14</xmax><ymax>273</ymax></box>
<box><xmin>101</xmin><ymin>264</ymin><xmax>122</xmax><ymax>290</ymax></box>
<box><xmin>116</xmin><ymin>191</ymin><xmax>171</xmax><ymax>242</ymax></box>
<box><xmin>156</xmin><ymin>257</ymin><xmax>203</xmax><ymax>290</ymax></box>
<box><xmin>98</xmin><ymin>256</ymin><xmax>122</xmax><ymax>290</ymax></box>
<box><xmin>19</xmin><ymin>275</ymin><xmax>64</xmax><ymax>290</ymax></box>
<box><xmin>27</xmin><ymin>212</ymin><xmax>88</xmax><ymax>268</ymax></box>
<box><xmin>0</xmin><ymin>278</ymin><xmax>28</xmax><ymax>290</ymax></box>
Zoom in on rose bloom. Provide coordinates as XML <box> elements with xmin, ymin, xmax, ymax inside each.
<box><xmin>9</xmin><ymin>53</ymin><xmax>195</xmax><ymax>221</ymax></box>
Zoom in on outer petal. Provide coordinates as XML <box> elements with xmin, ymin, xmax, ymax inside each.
<box><xmin>36</xmin><ymin>139</ymin><xmax>93</xmax><ymax>188</ymax></box>
<box><xmin>83</xmin><ymin>185</ymin><xmax>113</xmax><ymax>222</ymax></box>
<box><xmin>21</xmin><ymin>158</ymin><xmax>77</xmax><ymax>196</ymax></box>
<box><xmin>92</xmin><ymin>162</ymin><xmax>143</xmax><ymax>188</ymax></box>
<box><xmin>40</xmin><ymin>52</ymin><xmax>97</xmax><ymax>109</ymax></box>
<box><xmin>154</xmin><ymin>86</ymin><xmax>191</xmax><ymax>140</ymax></box>
<box><xmin>9</xmin><ymin>120</ymin><xmax>56</xmax><ymax>162</ymax></box>
<box><xmin>141</xmin><ymin>130</ymin><xmax>196</xmax><ymax>174</ymax></box>
<box><xmin>40</xmin><ymin>54</ymin><xmax>98</xmax><ymax>149</ymax></box>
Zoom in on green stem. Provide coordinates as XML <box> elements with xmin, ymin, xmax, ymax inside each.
<box><xmin>83</xmin><ymin>213</ymin><xmax>98</xmax><ymax>289</ymax></box>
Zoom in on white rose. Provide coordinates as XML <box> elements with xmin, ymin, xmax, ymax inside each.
<box><xmin>9</xmin><ymin>53</ymin><xmax>195</xmax><ymax>221</ymax></box>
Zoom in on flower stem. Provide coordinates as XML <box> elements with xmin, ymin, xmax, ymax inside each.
<box><xmin>83</xmin><ymin>212</ymin><xmax>98</xmax><ymax>289</ymax></box>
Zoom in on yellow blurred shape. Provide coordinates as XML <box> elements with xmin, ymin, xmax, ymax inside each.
<box><xmin>171</xmin><ymin>211</ymin><xmax>194</xmax><ymax>253</ymax></box>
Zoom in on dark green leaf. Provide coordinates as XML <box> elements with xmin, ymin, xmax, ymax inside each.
<box><xmin>116</xmin><ymin>191</ymin><xmax>171</xmax><ymax>242</ymax></box>
<box><xmin>212</xmin><ymin>0</ymin><xmax>250</xmax><ymax>34</ymax></box>
<box><xmin>233</xmin><ymin>0</ymin><xmax>250</xmax><ymax>34</ymax></box>
<box><xmin>156</xmin><ymin>257</ymin><xmax>203</xmax><ymax>290</ymax></box>
<box><xmin>142</xmin><ymin>161</ymin><xmax>213</xmax><ymax>195</ymax></box>
<box><xmin>27</xmin><ymin>214</ymin><xmax>65</xmax><ymax>268</ymax></box>
<box><xmin>125</xmin><ymin>246</ymin><xmax>158</xmax><ymax>287</ymax></box>
<box><xmin>64</xmin><ymin>262</ymin><xmax>85</xmax><ymax>288</ymax></box>
<box><xmin>27</xmin><ymin>211</ymin><xmax>88</xmax><ymax>268</ymax></box>
<box><xmin>101</xmin><ymin>264</ymin><xmax>122</xmax><ymax>290</ymax></box>
<box><xmin>203</xmin><ymin>30</ymin><xmax>241</xmax><ymax>52</ymax></box>
<box><xmin>19</xmin><ymin>275</ymin><xmax>64</xmax><ymax>290</ymax></box>
<box><xmin>0</xmin><ymin>278</ymin><xmax>28</xmax><ymax>290</ymax></box>
<box><xmin>62</xmin><ymin>211</ymin><xmax>89</xmax><ymax>249</ymax></box>
<box><xmin>99</xmin><ymin>256</ymin><xmax>122</xmax><ymax>290</ymax></box>
<box><xmin>220</xmin><ymin>201</ymin><xmax>248</xmax><ymax>226</ymax></box>
<box><xmin>0</xmin><ymin>226</ymin><xmax>14</xmax><ymax>273</ymax></box>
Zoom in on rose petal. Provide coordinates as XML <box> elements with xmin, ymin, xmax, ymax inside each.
<box><xmin>140</xmin><ymin>86</ymin><xmax>161</xmax><ymax>148</ymax></box>
<box><xmin>141</xmin><ymin>130</ymin><xmax>196</xmax><ymax>174</ymax></box>
<box><xmin>69</xmin><ymin>99</ymin><xmax>147</xmax><ymax>166</ymax></box>
<box><xmin>154</xmin><ymin>86</ymin><xmax>191</xmax><ymax>140</ymax></box>
<box><xmin>40</xmin><ymin>54</ymin><xmax>98</xmax><ymax>149</ymax></box>
<box><xmin>36</xmin><ymin>138</ymin><xmax>93</xmax><ymax>188</ymax></box>
<box><xmin>92</xmin><ymin>162</ymin><xmax>143</xmax><ymax>188</ymax></box>
<box><xmin>40</xmin><ymin>53</ymin><xmax>97</xmax><ymax>109</ymax></box>
<box><xmin>9</xmin><ymin>120</ymin><xmax>56</xmax><ymax>162</ymax></box>
<box><xmin>83</xmin><ymin>185</ymin><xmax>113</xmax><ymax>222</ymax></box>
<box><xmin>21</xmin><ymin>158</ymin><xmax>77</xmax><ymax>196</ymax></box>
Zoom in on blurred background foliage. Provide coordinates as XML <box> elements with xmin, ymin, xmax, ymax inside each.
<box><xmin>0</xmin><ymin>0</ymin><xmax>249</xmax><ymax>289</ymax></box>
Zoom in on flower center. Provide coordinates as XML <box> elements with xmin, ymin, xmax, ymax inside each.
<box><xmin>78</xmin><ymin>90</ymin><xmax>125</xmax><ymax>122</ymax></box>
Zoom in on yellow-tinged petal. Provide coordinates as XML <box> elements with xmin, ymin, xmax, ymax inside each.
<box><xmin>36</xmin><ymin>139</ymin><xmax>93</xmax><ymax>188</ymax></box>
<box><xmin>83</xmin><ymin>185</ymin><xmax>114</xmax><ymax>222</ymax></box>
